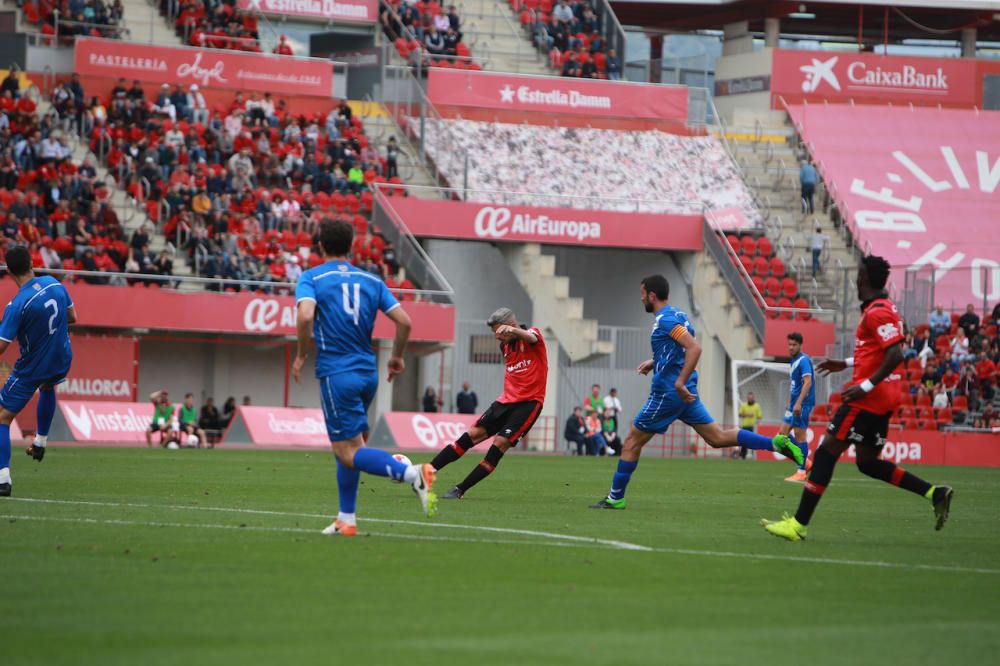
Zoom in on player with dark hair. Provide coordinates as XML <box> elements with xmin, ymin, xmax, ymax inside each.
<box><xmin>430</xmin><ymin>307</ymin><xmax>547</xmax><ymax>499</ymax></box>
<box><xmin>763</xmin><ymin>255</ymin><xmax>953</xmax><ymax>540</ymax></box>
<box><xmin>293</xmin><ymin>217</ymin><xmax>435</xmax><ymax>537</ymax></box>
<box><xmin>779</xmin><ymin>331</ymin><xmax>813</xmax><ymax>482</ymax></box>
<box><xmin>0</xmin><ymin>246</ymin><xmax>75</xmax><ymax>496</ymax></box>
<box><xmin>589</xmin><ymin>275</ymin><xmax>801</xmax><ymax>510</ymax></box>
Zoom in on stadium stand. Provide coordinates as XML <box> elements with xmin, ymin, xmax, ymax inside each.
<box><xmin>380</xmin><ymin>0</ymin><xmax>479</xmax><ymax>71</ymax></box>
<box><xmin>21</xmin><ymin>0</ymin><xmax>127</xmax><ymax>42</ymax></box>
<box><xmin>411</xmin><ymin>117</ymin><xmax>760</xmax><ymax>220</ymax></box>
<box><xmin>164</xmin><ymin>0</ymin><xmax>263</xmax><ymax>51</ymax></box>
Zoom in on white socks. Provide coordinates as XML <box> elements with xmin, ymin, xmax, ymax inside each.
<box><xmin>0</xmin><ymin>467</ymin><xmax>10</xmax><ymax>484</ymax></box>
<box><xmin>337</xmin><ymin>512</ymin><xmax>356</xmax><ymax>526</ymax></box>
<box><xmin>403</xmin><ymin>465</ymin><xmax>421</xmax><ymax>484</ymax></box>
<box><xmin>34</xmin><ymin>435</ymin><xmax>47</xmax><ymax>448</ymax></box>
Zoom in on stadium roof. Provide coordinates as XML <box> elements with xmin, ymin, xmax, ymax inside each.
<box><xmin>612</xmin><ymin>1</ymin><xmax>1000</xmax><ymax>43</ymax></box>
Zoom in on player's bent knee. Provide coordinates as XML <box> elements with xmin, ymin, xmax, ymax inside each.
<box><xmin>0</xmin><ymin>408</ymin><xmax>15</xmax><ymax>425</ymax></box>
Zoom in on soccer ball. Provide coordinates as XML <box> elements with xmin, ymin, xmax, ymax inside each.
<box><xmin>166</xmin><ymin>441</ymin><xmax>180</xmax><ymax>450</ymax></box>
<box><xmin>187</xmin><ymin>434</ymin><xmax>199</xmax><ymax>447</ymax></box>
<box><xmin>392</xmin><ymin>453</ymin><xmax>412</xmax><ymax>483</ymax></box>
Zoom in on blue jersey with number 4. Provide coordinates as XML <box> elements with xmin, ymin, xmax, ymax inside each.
<box><xmin>0</xmin><ymin>276</ymin><xmax>73</xmax><ymax>380</ymax></box>
<box><xmin>295</xmin><ymin>261</ymin><xmax>400</xmax><ymax>378</ymax></box>
<box><xmin>789</xmin><ymin>351</ymin><xmax>815</xmax><ymax>408</ymax></box>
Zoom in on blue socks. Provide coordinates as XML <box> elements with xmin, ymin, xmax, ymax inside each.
<box><xmin>0</xmin><ymin>423</ymin><xmax>9</xmax><ymax>470</ymax></box>
<box><xmin>336</xmin><ymin>459</ymin><xmax>360</xmax><ymax>514</ymax></box>
<box><xmin>351</xmin><ymin>448</ymin><xmax>408</xmax><ymax>481</ymax></box>
<box><xmin>36</xmin><ymin>388</ymin><xmax>56</xmax><ymax>437</ymax></box>
<box><xmin>608</xmin><ymin>459</ymin><xmax>638</xmax><ymax>501</ymax></box>
<box><xmin>737</xmin><ymin>429</ymin><xmax>776</xmax><ymax>451</ymax></box>
<box><xmin>789</xmin><ymin>435</ymin><xmax>809</xmax><ymax>472</ymax></box>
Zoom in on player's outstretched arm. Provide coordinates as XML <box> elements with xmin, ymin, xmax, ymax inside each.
<box><xmin>495</xmin><ymin>325</ymin><xmax>538</xmax><ymax>345</ymax></box>
<box><xmin>386</xmin><ymin>306</ymin><xmax>411</xmax><ymax>382</ymax></box>
<box><xmin>67</xmin><ymin>305</ymin><xmax>77</xmax><ymax>325</ymax></box>
<box><xmin>816</xmin><ymin>358</ymin><xmax>847</xmax><ymax>375</ymax></box>
<box><xmin>293</xmin><ymin>300</ymin><xmax>316</xmax><ymax>384</ymax></box>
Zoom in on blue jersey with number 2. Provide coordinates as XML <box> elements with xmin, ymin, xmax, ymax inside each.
<box><xmin>0</xmin><ymin>276</ymin><xmax>73</xmax><ymax>380</ymax></box>
<box><xmin>295</xmin><ymin>261</ymin><xmax>400</xmax><ymax>378</ymax></box>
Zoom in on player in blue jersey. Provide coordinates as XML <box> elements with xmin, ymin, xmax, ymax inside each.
<box><xmin>589</xmin><ymin>275</ymin><xmax>801</xmax><ymax>509</ymax></box>
<box><xmin>780</xmin><ymin>332</ymin><xmax>814</xmax><ymax>482</ymax></box>
<box><xmin>0</xmin><ymin>246</ymin><xmax>75</xmax><ymax>497</ymax></box>
<box><xmin>293</xmin><ymin>218</ymin><xmax>436</xmax><ymax>537</ymax></box>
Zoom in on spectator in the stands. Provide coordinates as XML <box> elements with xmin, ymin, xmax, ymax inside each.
<box><xmin>199</xmin><ymin>396</ymin><xmax>221</xmax><ymax>443</ymax></box>
<box><xmin>990</xmin><ymin>302</ymin><xmax>1000</xmax><ymax>327</ymax></box>
<box><xmin>284</xmin><ymin>253</ymin><xmax>302</xmax><ymax>283</ymax></box>
<box><xmin>455</xmin><ymin>381</ymin><xmax>478</xmax><ymax>414</ymax></box>
<box><xmin>931</xmin><ymin>382</ymin><xmax>949</xmax><ymax>410</ymax></box>
<box><xmin>955</xmin><ymin>366</ymin><xmax>980</xmax><ymax>414</ymax></box>
<box><xmin>603</xmin><ymin>387</ymin><xmax>622</xmax><ymax>434</ymax></box>
<box><xmin>424</xmin><ymin>26</ymin><xmax>445</xmax><ymax>56</ymax></box>
<box><xmin>976</xmin><ymin>352</ymin><xmax>996</xmax><ymax>400</ymax></box>
<box><xmin>799</xmin><ymin>159</ymin><xmax>817</xmax><ymax>215</ymax></box>
<box><xmin>601</xmin><ymin>409</ymin><xmax>620</xmax><ymax>456</ymax></box>
<box><xmin>443</xmin><ymin>27</ymin><xmax>461</xmax><ymax>57</ymax></box>
<box><xmin>152</xmin><ymin>84</ymin><xmax>176</xmax><ymax>122</ymax></box>
<box><xmin>273</xmin><ymin>34</ymin><xmax>293</xmax><ymax>56</ymax></box>
<box><xmin>422</xmin><ymin>386</ymin><xmax>441</xmax><ymax>412</ymax></box>
<box><xmin>958</xmin><ymin>303</ymin><xmax>980</xmax><ymax>340</ymax></box>
<box><xmin>974</xmin><ymin>402</ymin><xmax>997</xmax><ymax>429</ymax></box>
<box><xmin>951</xmin><ymin>330</ymin><xmax>971</xmax><ymax>369</ymax></box>
<box><xmin>188</xmin><ymin>84</ymin><xmax>208</xmax><ymax>125</ymax></box>
<box><xmin>929</xmin><ymin>304</ymin><xmax>950</xmax><ymax>343</ymax></box>
<box><xmin>605</xmin><ymin>48</ymin><xmax>621</xmax><ymax>80</ymax></box>
<box><xmin>553</xmin><ymin>0</ymin><xmax>574</xmax><ymax>27</ymax></box>
<box><xmin>583</xmin><ymin>412</ymin><xmax>604</xmax><ymax>455</ymax></box>
<box><xmin>583</xmin><ymin>383</ymin><xmax>603</xmax><ymax>419</ymax></box>
<box><xmin>1</xmin><ymin>71</ymin><xmax>19</xmax><ymax>98</ymax></box>
<box><xmin>581</xmin><ymin>53</ymin><xmax>598</xmax><ymax>78</ymax></box>
<box><xmin>808</xmin><ymin>226</ymin><xmax>828</xmax><ymax>277</ymax></box>
<box><xmin>221</xmin><ymin>397</ymin><xmax>237</xmax><ymax>429</ymax></box>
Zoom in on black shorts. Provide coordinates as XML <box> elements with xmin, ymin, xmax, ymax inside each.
<box><xmin>475</xmin><ymin>400</ymin><xmax>543</xmax><ymax>446</ymax></box>
<box><xmin>827</xmin><ymin>403</ymin><xmax>890</xmax><ymax>448</ymax></box>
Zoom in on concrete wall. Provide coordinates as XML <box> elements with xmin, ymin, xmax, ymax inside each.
<box><xmin>713</xmin><ymin>48</ymin><xmax>775</xmax><ymax>124</ymax></box>
<box><xmin>540</xmin><ymin>247</ymin><xmax>691</xmax><ymax>327</ymax></box>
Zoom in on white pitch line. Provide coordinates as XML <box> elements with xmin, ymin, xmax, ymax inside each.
<box><xmin>6</xmin><ymin>497</ymin><xmax>652</xmax><ymax>552</ymax></box>
<box><xmin>7</xmin><ymin>497</ymin><xmax>998</xmax><ymax>575</ymax></box>
<box><xmin>0</xmin><ymin>514</ymin><xmax>598</xmax><ymax>550</ymax></box>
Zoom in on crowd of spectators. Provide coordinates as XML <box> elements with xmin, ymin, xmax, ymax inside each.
<box><xmin>564</xmin><ymin>384</ymin><xmax>621</xmax><ymax>455</ymax></box>
<box><xmin>166</xmin><ymin>0</ymin><xmax>262</xmax><ymax>52</ymax></box>
<box><xmin>381</xmin><ymin>0</ymin><xmax>478</xmax><ymax>70</ymax></box>
<box><xmin>519</xmin><ymin>0</ymin><xmax>621</xmax><ymax>79</ymax></box>
<box><xmin>413</xmin><ymin>118</ymin><xmax>761</xmax><ymax>221</ymax></box>
<box><xmin>23</xmin><ymin>0</ymin><xmax>126</xmax><ymax>42</ymax></box>
<box><xmin>895</xmin><ymin>302</ymin><xmax>1000</xmax><ymax>430</ymax></box>
<box><xmin>145</xmin><ymin>390</ymin><xmax>247</xmax><ymax>448</ymax></box>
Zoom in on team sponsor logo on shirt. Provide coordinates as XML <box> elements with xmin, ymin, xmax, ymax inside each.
<box><xmin>506</xmin><ymin>359</ymin><xmax>532</xmax><ymax>373</ymax></box>
<box><xmin>877</xmin><ymin>322</ymin><xmax>900</xmax><ymax>341</ymax></box>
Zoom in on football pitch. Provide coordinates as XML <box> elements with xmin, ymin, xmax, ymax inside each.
<box><xmin>1</xmin><ymin>448</ymin><xmax>998</xmax><ymax>666</ymax></box>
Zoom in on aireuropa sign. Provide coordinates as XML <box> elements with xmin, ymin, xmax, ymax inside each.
<box><xmin>379</xmin><ymin>195</ymin><xmax>704</xmax><ymax>251</ymax></box>
<box><xmin>771</xmin><ymin>49</ymin><xmax>978</xmax><ymax>108</ymax></box>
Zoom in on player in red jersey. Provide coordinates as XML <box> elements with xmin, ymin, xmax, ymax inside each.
<box><xmin>429</xmin><ymin>307</ymin><xmax>547</xmax><ymax>499</ymax></box>
<box><xmin>763</xmin><ymin>256</ymin><xmax>953</xmax><ymax>541</ymax></box>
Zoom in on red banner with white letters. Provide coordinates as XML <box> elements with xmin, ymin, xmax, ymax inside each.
<box><xmin>771</xmin><ymin>49</ymin><xmax>978</xmax><ymax>108</ymax></box>
<box><xmin>787</xmin><ymin>103</ymin><xmax>1000</xmax><ymax>308</ymax></box>
<box><xmin>373</xmin><ymin>412</ymin><xmax>480</xmax><ymax>451</ymax></box>
<box><xmin>754</xmin><ymin>424</ymin><xmax>1000</xmax><ymax>467</ymax></box>
<box><xmin>378</xmin><ymin>194</ymin><xmax>704</xmax><ymax>250</ymax></box>
<box><xmin>0</xmin><ymin>282</ymin><xmax>455</xmax><ymax>342</ymax></box>
<box><xmin>50</xmin><ymin>400</ymin><xmax>159</xmax><ymax>444</ymax></box>
<box><xmin>74</xmin><ymin>37</ymin><xmax>333</xmax><ymax>97</ymax></box>
<box><xmin>427</xmin><ymin>68</ymin><xmax>688</xmax><ymax>123</ymax></box>
<box><xmin>224</xmin><ymin>406</ymin><xmax>329</xmax><ymax>447</ymax></box>
<box><xmin>235</xmin><ymin>0</ymin><xmax>376</xmax><ymax>23</ymax></box>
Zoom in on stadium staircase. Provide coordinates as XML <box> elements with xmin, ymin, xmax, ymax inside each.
<box><xmin>451</xmin><ymin>0</ymin><xmax>548</xmax><ymax>73</ymax></box>
<box><xmin>692</xmin><ymin>249</ymin><xmax>764</xmax><ymax>359</ymax></box>
<box><xmin>499</xmin><ymin>243</ymin><xmax>612</xmax><ymax>362</ymax></box>
<box><xmin>724</xmin><ymin>112</ymin><xmax>859</xmax><ymax>318</ymax></box>
<box><xmin>119</xmin><ymin>0</ymin><xmax>185</xmax><ymax>45</ymax></box>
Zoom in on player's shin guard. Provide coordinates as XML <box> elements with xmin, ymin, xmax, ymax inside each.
<box><xmin>351</xmin><ymin>448</ymin><xmax>408</xmax><ymax>480</ymax></box>
<box><xmin>0</xmin><ymin>423</ymin><xmax>10</xmax><ymax>470</ymax></box>
<box><xmin>856</xmin><ymin>459</ymin><xmax>932</xmax><ymax>497</ymax></box>
<box><xmin>737</xmin><ymin>429</ymin><xmax>775</xmax><ymax>451</ymax></box>
<box><xmin>608</xmin><ymin>459</ymin><xmax>638</xmax><ymax>501</ymax></box>
<box><xmin>455</xmin><ymin>444</ymin><xmax>504</xmax><ymax>493</ymax></box>
<box><xmin>36</xmin><ymin>388</ymin><xmax>56</xmax><ymax>443</ymax></box>
<box><xmin>336</xmin><ymin>459</ymin><xmax>361</xmax><ymax>514</ymax></box>
<box><xmin>794</xmin><ymin>446</ymin><xmax>838</xmax><ymax>526</ymax></box>
<box><xmin>431</xmin><ymin>432</ymin><xmax>474</xmax><ymax>471</ymax></box>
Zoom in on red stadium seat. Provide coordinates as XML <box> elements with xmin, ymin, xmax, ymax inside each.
<box><xmin>781</xmin><ymin>278</ymin><xmax>797</xmax><ymax>299</ymax></box>
<box><xmin>952</xmin><ymin>395</ymin><xmax>969</xmax><ymax>411</ymax></box>
<box><xmin>751</xmin><ymin>276</ymin><xmax>766</xmax><ymax>297</ymax></box>
<box><xmin>740</xmin><ymin>236</ymin><xmax>756</xmax><ymax>256</ymax></box>
<box><xmin>756</xmin><ymin>236</ymin><xmax>772</xmax><ymax>258</ymax></box>
<box><xmin>739</xmin><ymin>255</ymin><xmax>753</xmax><ymax>274</ymax></box>
<box><xmin>915</xmin><ymin>393</ymin><xmax>932</xmax><ymax>408</ymax></box>
<box><xmin>726</xmin><ymin>234</ymin><xmax>739</xmax><ymax>252</ymax></box>
<box><xmin>935</xmin><ymin>407</ymin><xmax>952</xmax><ymax>422</ymax></box>
<box><xmin>915</xmin><ymin>406</ymin><xmax>933</xmax><ymax>421</ymax></box>
<box><xmin>777</xmin><ymin>297</ymin><xmax>793</xmax><ymax>319</ymax></box>
<box><xmin>764</xmin><ymin>277</ymin><xmax>781</xmax><ymax>298</ymax></box>
<box><xmin>901</xmin><ymin>417</ymin><xmax>918</xmax><ymax>430</ymax></box>
<box><xmin>769</xmin><ymin>256</ymin><xmax>785</xmax><ymax>278</ymax></box>
<box><xmin>898</xmin><ymin>405</ymin><xmax>915</xmax><ymax>419</ymax></box>
<box><xmin>793</xmin><ymin>298</ymin><xmax>811</xmax><ymax>321</ymax></box>
<box><xmin>753</xmin><ymin>256</ymin><xmax>769</xmax><ymax>276</ymax></box>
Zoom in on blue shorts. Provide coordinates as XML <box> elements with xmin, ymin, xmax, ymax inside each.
<box><xmin>633</xmin><ymin>389</ymin><xmax>714</xmax><ymax>435</ymax></box>
<box><xmin>783</xmin><ymin>405</ymin><xmax>813</xmax><ymax>430</ymax></box>
<box><xmin>319</xmin><ymin>371</ymin><xmax>377</xmax><ymax>441</ymax></box>
<box><xmin>0</xmin><ymin>372</ymin><xmax>66</xmax><ymax>413</ymax></box>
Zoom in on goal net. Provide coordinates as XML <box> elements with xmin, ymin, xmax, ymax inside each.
<box><xmin>730</xmin><ymin>360</ymin><xmax>833</xmax><ymax>426</ymax></box>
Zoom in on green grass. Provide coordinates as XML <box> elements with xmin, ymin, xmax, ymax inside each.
<box><xmin>1</xmin><ymin>448</ymin><xmax>998</xmax><ymax>666</ymax></box>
